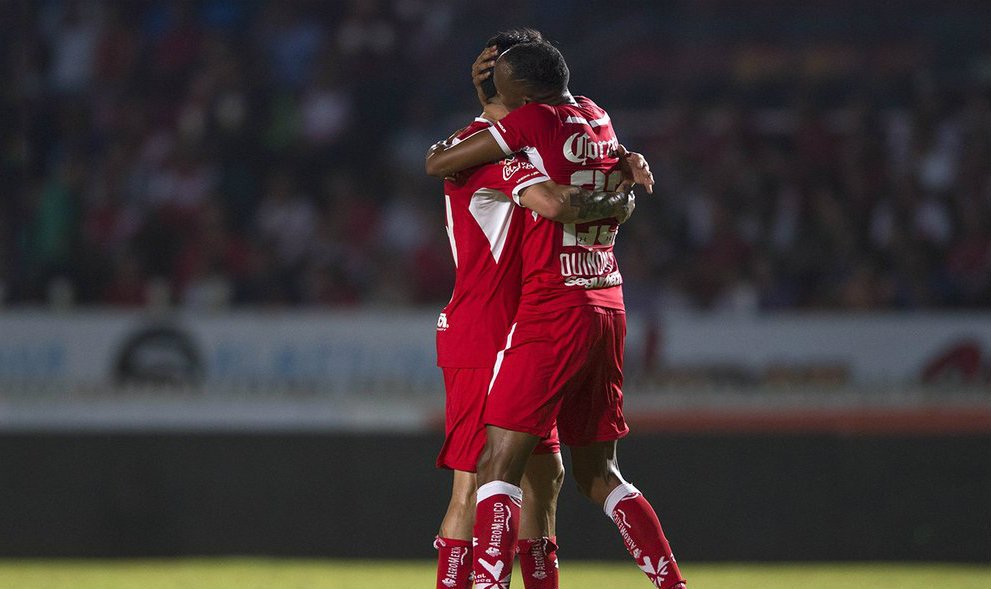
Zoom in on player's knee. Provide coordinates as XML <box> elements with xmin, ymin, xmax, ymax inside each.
<box><xmin>447</xmin><ymin>492</ymin><xmax>475</xmax><ymax>519</ymax></box>
<box><xmin>572</xmin><ymin>468</ymin><xmax>623</xmax><ymax>505</ymax></box>
<box><xmin>572</xmin><ymin>471</ymin><xmax>597</xmax><ymax>501</ymax></box>
<box><xmin>449</xmin><ymin>484</ymin><xmax>476</xmax><ymax>511</ymax></box>
<box><xmin>476</xmin><ymin>445</ymin><xmax>515</xmax><ymax>484</ymax></box>
<box><xmin>550</xmin><ymin>459</ymin><xmax>565</xmax><ymax>494</ymax></box>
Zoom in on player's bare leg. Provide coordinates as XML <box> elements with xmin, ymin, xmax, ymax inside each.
<box><xmin>477</xmin><ymin>426</ymin><xmax>540</xmax><ymax>487</ymax></box>
<box><xmin>571</xmin><ymin>440</ymin><xmax>687</xmax><ymax>589</ymax></box>
<box><xmin>439</xmin><ymin>469</ymin><xmax>477</xmax><ymax>539</ymax></box>
<box><xmin>472</xmin><ymin>426</ymin><xmax>540</xmax><ymax>588</ymax></box>
<box><xmin>518</xmin><ymin>452</ymin><xmax>564</xmax><ymax>589</ymax></box>
<box><xmin>519</xmin><ymin>453</ymin><xmax>563</xmax><ymax>538</ymax></box>
<box><xmin>435</xmin><ymin>469</ymin><xmax>476</xmax><ymax>589</ymax></box>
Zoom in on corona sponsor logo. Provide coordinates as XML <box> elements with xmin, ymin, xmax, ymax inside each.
<box><xmin>563</xmin><ymin>132</ymin><xmax>618</xmax><ymax>165</ymax></box>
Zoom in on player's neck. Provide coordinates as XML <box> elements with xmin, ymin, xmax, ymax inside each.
<box><xmin>529</xmin><ymin>90</ymin><xmax>577</xmax><ymax>106</ymax></box>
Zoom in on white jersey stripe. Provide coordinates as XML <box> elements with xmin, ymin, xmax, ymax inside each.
<box><xmin>511</xmin><ymin>175</ymin><xmax>551</xmax><ymax>206</ymax></box>
<box><xmin>444</xmin><ymin>194</ymin><xmax>458</xmax><ymax>267</ymax></box>
<box><xmin>565</xmin><ymin>114</ymin><xmax>610</xmax><ymax>127</ymax></box>
<box><xmin>487</xmin><ymin>322</ymin><xmax>518</xmax><ymax>395</ymax></box>
<box><xmin>468</xmin><ymin>188</ymin><xmax>515</xmax><ymax>263</ymax></box>
<box><xmin>487</xmin><ymin>125</ymin><xmax>514</xmax><ymax>156</ymax></box>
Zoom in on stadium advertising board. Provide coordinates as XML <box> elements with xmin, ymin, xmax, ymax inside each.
<box><xmin>0</xmin><ymin>311</ymin><xmax>990</xmax><ymax>389</ymax></box>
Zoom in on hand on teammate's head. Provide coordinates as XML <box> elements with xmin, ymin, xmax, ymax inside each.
<box><xmin>472</xmin><ymin>46</ymin><xmax>499</xmax><ymax>107</ymax></box>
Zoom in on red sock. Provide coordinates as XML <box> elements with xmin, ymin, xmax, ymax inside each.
<box><xmin>472</xmin><ymin>481</ymin><xmax>522</xmax><ymax>588</ymax></box>
<box><xmin>517</xmin><ymin>536</ymin><xmax>559</xmax><ymax>589</ymax></box>
<box><xmin>434</xmin><ymin>536</ymin><xmax>473</xmax><ymax>589</ymax></box>
<box><xmin>605</xmin><ymin>483</ymin><xmax>686</xmax><ymax>589</ymax></box>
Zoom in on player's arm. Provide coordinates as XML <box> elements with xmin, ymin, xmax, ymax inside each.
<box><xmin>428</xmin><ymin>102</ymin><xmax>548</xmax><ymax>178</ymax></box>
<box><xmin>520</xmin><ymin>181</ymin><xmax>635</xmax><ymax>225</ymax></box>
<box><xmin>425</xmin><ymin>131</ymin><xmax>506</xmax><ymax>178</ymax></box>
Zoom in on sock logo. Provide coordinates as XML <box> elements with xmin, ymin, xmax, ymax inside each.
<box><xmin>439</xmin><ymin>544</ymin><xmax>467</xmax><ymax>587</ymax></box>
<box><xmin>527</xmin><ymin>540</ymin><xmax>549</xmax><ymax>580</ymax></box>
<box><xmin>486</xmin><ymin>501</ymin><xmax>509</xmax><ymax>552</ymax></box>
<box><xmin>485</xmin><ymin>547</ymin><xmax>501</xmax><ymax>557</ymax></box>
<box><xmin>613</xmin><ymin>508</ymin><xmax>638</xmax><ymax>557</ymax></box>
<box><xmin>638</xmin><ymin>555</ymin><xmax>670</xmax><ymax>588</ymax></box>
<box><xmin>615</xmin><ymin>508</ymin><xmax>632</xmax><ymax>529</ymax></box>
<box><xmin>476</xmin><ymin>558</ymin><xmax>510</xmax><ymax>589</ymax></box>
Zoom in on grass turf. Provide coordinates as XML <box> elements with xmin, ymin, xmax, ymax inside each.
<box><xmin>0</xmin><ymin>559</ymin><xmax>987</xmax><ymax>589</ymax></box>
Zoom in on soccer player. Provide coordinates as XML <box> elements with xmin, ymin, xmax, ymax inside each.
<box><xmin>432</xmin><ymin>29</ymin><xmax>641</xmax><ymax>589</ymax></box>
<box><xmin>426</xmin><ymin>40</ymin><xmax>686</xmax><ymax>589</ymax></box>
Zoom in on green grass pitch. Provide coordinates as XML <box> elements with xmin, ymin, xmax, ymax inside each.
<box><xmin>0</xmin><ymin>559</ymin><xmax>987</xmax><ymax>589</ymax></box>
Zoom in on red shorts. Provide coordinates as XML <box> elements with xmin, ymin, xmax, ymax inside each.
<box><xmin>484</xmin><ymin>306</ymin><xmax>629</xmax><ymax>447</ymax></box>
<box><xmin>437</xmin><ymin>366</ymin><xmax>560</xmax><ymax>471</ymax></box>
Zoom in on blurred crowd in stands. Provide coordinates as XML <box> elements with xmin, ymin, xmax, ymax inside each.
<box><xmin>2</xmin><ymin>0</ymin><xmax>990</xmax><ymax>311</ymax></box>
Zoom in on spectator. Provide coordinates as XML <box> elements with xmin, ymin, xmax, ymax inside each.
<box><xmin>3</xmin><ymin>0</ymin><xmax>989</xmax><ymax>311</ymax></box>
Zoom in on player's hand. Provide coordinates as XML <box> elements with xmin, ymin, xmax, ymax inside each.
<box><xmin>472</xmin><ymin>45</ymin><xmax>499</xmax><ymax>107</ymax></box>
<box><xmin>427</xmin><ymin>139</ymin><xmax>449</xmax><ymax>159</ymax></box>
<box><xmin>616</xmin><ymin>190</ymin><xmax>636</xmax><ymax>224</ymax></box>
<box><xmin>427</xmin><ymin>136</ymin><xmax>471</xmax><ymax>184</ymax></box>
<box><xmin>445</xmin><ymin>171</ymin><xmax>468</xmax><ymax>186</ymax></box>
<box><xmin>613</xmin><ymin>144</ymin><xmax>654</xmax><ymax>194</ymax></box>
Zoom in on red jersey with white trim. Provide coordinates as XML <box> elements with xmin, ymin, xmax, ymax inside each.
<box><xmin>437</xmin><ymin>118</ymin><xmax>550</xmax><ymax>368</ymax></box>
<box><xmin>487</xmin><ymin>96</ymin><xmax>625</xmax><ymax>316</ymax></box>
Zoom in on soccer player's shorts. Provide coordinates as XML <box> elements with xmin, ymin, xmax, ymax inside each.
<box><xmin>437</xmin><ymin>366</ymin><xmax>560</xmax><ymax>472</ymax></box>
<box><xmin>484</xmin><ymin>305</ymin><xmax>630</xmax><ymax>447</ymax></box>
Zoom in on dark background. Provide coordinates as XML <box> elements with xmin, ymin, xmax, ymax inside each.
<box><xmin>2</xmin><ymin>432</ymin><xmax>988</xmax><ymax>561</ymax></box>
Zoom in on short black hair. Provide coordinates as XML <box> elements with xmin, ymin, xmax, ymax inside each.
<box><xmin>480</xmin><ymin>28</ymin><xmax>545</xmax><ymax>100</ymax></box>
<box><xmin>499</xmin><ymin>41</ymin><xmax>569</xmax><ymax>98</ymax></box>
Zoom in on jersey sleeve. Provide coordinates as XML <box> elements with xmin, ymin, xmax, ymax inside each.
<box><xmin>500</xmin><ymin>156</ymin><xmax>550</xmax><ymax>206</ymax></box>
<box><xmin>487</xmin><ymin>104</ymin><xmax>557</xmax><ymax>156</ymax></box>
<box><xmin>453</xmin><ymin>118</ymin><xmax>492</xmax><ymax>143</ymax></box>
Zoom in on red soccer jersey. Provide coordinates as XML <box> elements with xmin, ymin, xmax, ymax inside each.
<box><xmin>487</xmin><ymin>96</ymin><xmax>625</xmax><ymax>315</ymax></box>
<box><xmin>436</xmin><ymin>118</ymin><xmax>550</xmax><ymax>368</ymax></box>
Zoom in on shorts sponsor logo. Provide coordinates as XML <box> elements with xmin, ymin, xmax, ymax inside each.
<box><xmin>437</xmin><ymin>313</ymin><xmax>449</xmax><ymax>330</ymax></box>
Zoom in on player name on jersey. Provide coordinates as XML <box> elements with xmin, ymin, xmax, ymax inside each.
<box><xmin>489</xmin><ymin>96</ymin><xmax>626</xmax><ymax>315</ymax></box>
